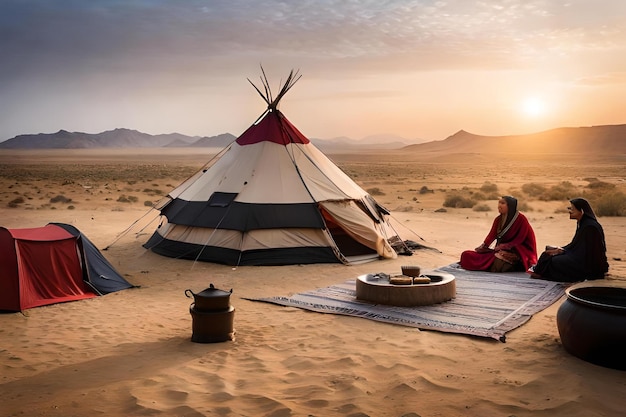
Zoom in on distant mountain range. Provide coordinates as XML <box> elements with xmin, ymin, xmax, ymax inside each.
<box><xmin>0</xmin><ymin>128</ymin><xmax>425</xmax><ymax>151</ymax></box>
<box><xmin>404</xmin><ymin>124</ymin><xmax>626</xmax><ymax>155</ymax></box>
<box><xmin>0</xmin><ymin>128</ymin><xmax>236</xmax><ymax>150</ymax></box>
<box><xmin>1</xmin><ymin>124</ymin><xmax>625</xmax><ymax>154</ymax></box>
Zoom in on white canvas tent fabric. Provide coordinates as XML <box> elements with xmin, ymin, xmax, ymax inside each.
<box><xmin>144</xmin><ymin>71</ymin><xmax>404</xmax><ymax>266</ymax></box>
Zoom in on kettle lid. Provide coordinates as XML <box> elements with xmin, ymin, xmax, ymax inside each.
<box><xmin>197</xmin><ymin>283</ymin><xmax>232</xmax><ymax>298</ymax></box>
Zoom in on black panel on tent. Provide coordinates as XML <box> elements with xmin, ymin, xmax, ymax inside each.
<box><xmin>144</xmin><ymin>235</ymin><xmax>339</xmax><ymax>265</ymax></box>
<box><xmin>51</xmin><ymin>223</ymin><xmax>135</xmax><ymax>294</ymax></box>
<box><xmin>208</xmin><ymin>192</ymin><xmax>238</xmax><ymax>207</ymax></box>
<box><xmin>161</xmin><ymin>199</ymin><xmax>325</xmax><ymax>230</ymax></box>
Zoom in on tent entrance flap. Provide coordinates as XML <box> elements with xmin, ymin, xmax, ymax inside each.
<box><xmin>320</xmin><ymin>201</ymin><xmax>396</xmax><ymax>260</ymax></box>
<box><xmin>16</xmin><ymin>237</ymin><xmax>96</xmax><ymax>308</ymax></box>
<box><xmin>325</xmin><ymin>222</ymin><xmax>376</xmax><ymax>257</ymax></box>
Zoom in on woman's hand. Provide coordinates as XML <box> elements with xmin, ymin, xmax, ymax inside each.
<box><xmin>475</xmin><ymin>243</ymin><xmax>491</xmax><ymax>253</ymax></box>
<box><xmin>546</xmin><ymin>247</ymin><xmax>564</xmax><ymax>256</ymax></box>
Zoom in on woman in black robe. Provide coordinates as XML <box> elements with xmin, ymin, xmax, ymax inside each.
<box><xmin>529</xmin><ymin>198</ymin><xmax>608</xmax><ymax>282</ymax></box>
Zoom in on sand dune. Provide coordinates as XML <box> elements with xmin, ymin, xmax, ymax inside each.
<box><xmin>1</xmin><ymin>150</ymin><xmax>625</xmax><ymax>417</ymax></box>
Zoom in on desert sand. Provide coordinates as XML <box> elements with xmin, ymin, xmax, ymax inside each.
<box><xmin>1</xmin><ymin>148</ymin><xmax>625</xmax><ymax>417</ymax></box>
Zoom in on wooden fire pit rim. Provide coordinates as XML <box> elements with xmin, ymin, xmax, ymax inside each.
<box><xmin>355</xmin><ymin>271</ymin><xmax>456</xmax><ymax>307</ymax></box>
<box><xmin>357</xmin><ymin>271</ymin><xmax>455</xmax><ymax>287</ymax></box>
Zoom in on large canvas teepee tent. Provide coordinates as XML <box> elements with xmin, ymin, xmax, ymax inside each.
<box><xmin>144</xmin><ymin>70</ymin><xmax>406</xmax><ymax>266</ymax></box>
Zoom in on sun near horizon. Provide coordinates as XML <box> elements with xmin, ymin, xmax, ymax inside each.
<box><xmin>521</xmin><ymin>96</ymin><xmax>548</xmax><ymax>118</ymax></box>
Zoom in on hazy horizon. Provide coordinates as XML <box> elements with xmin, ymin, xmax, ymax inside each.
<box><xmin>2</xmin><ymin>1</ymin><xmax>626</xmax><ymax>143</ymax></box>
<box><xmin>4</xmin><ymin>123</ymin><xmax>626</xmax><ymax>148</ymax></box>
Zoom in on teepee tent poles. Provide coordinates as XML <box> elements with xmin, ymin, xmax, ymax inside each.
<box><xmin>248</xmin><ymin>67</ymin><xmax>302</xmax><ymax>111</ymax></box>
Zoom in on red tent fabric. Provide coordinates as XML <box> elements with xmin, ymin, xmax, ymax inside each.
<box><xmin>236</xmin><ymin>109</ymin><xmax>310</xmax><ymax>146</ymax></box>
<box><xmin>0</xmin><ymin>225</ymin><xmax>96</xmax><ymax>311</ymax></box>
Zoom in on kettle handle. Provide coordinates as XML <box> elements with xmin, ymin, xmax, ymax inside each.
<box><xmin>184</xmin><ymin>289</ymin><xmax>194</xmax><ymax>298</ymax></box>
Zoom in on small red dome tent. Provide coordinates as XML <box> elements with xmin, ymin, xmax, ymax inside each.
<box><xmin>0</xmin><ymin>223</ymin><xmax>133</xmax><ymax>311</ymax></box>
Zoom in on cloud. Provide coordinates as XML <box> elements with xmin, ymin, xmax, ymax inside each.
<box><xmin>575</xmin><ymin>72</ymin><xmax>626</xmax><ymax>86</ymax></box>
<box><xmin>1</xmin><ymin>0</ymin><xmax>625</xmax><ymax>140</ymax></box>
<box><xmin>4</xmin><ymin>0</ymin><xmax>624</xmax><ymax>82</ymax></box>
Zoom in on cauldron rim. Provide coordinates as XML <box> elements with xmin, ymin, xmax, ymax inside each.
<box><xmin>565</xmin><ymin>283</ymin><xmax>626</xmax><ymax>313</ymax></box>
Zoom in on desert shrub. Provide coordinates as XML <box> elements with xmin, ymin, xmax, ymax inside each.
<box><xmin>8</xmin><ymin>197</ymin><xmax>25</xmax><ymax>208</ymax></box>
<box><xmin>594</xmin><ymin>191</ymin><xmax>626</xmax><ymax>216</ymax></box>
<box><xmin>67</xmin><ymin>205</ymin><xmax>75</xmax><ymax>210</ymax></box>
<box><xmin>117</xmin><ymin>194</ymin><xmax>139</xmax><ymax>203</ymax></box>
<box><xmin>521</xmin><ymin>183</ymin><xmax>546</xmax><ymax>198</ymax></box>
<box><xmin>518</xmin><ymin>201</ymin><xmax>532</xmax><ymax>212</ymax></box>
<box><xmin>586</xmin><ymin>180</ymin><xmax>615</xmax><ymax>191</ymax></box>
<box><xmin>50</xmin><ymin>194</ymin><xmax>72</xmax><ymax>203</ymax></box>
<box><xmin>143</xmin><ymin>188</ymin><xmax>164</xmax><ymax>196</ymax></box>
<box><xmin>443</xmin><ymin>194</ymin><xmax>475</xmax><ymax>208</ymax></box>
<box><xmin>367</xmin><ymin>187</ymin><xmax>385</xmax><ymax>196</ymax></box>
<box><xmin>419</xmin><ymin>186</ymin><xmax>434</xmax><ymax>194</ymax></box>
<box><xmin>473</xmin><ymin>203</ymin><xmax>491</xmax><ymax>212</ymax></box>
<box><xmin>480</xmin><ymin>182</ymin><xmax>498</xmax><ymax>193</ymax></box>
<box><xmin>540</xmin><ymin>181</ymin><xmax>578</xmax><ymax>201</ymax></box>
<box><xmin>471</xmin><ymin>192</ymin><xmax>487</xmax><ymax>201</ymax></box>
<box><xmin>144</xmin><ymin>200</ymin><xmax>154</xmax><ymax>207</ymax></box>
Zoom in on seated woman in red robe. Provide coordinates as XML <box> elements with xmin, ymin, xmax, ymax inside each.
<box><xmin>460</xmin><ymin>196</ymin><xmax>537</xmax><ymax>272</ymax></box>
<box><xmin>529</xmin><ymin>198</ymin><xmax>608</xmax><ymax>282</ymax></box>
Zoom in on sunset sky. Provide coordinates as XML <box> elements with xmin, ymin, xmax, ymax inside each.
<box><xmin>1</xmin><ymin>1</ymin><xmax>625</xmax><ymax>143</ymax></box>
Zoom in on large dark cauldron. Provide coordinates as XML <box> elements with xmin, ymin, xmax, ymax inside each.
<box><xmin>557</xmin><ymin>283</ymin><xmax>626</xmax><ymax>371</ymax></box>
<box><xmin>186</xmin><ymin>284</ymin><xmax>235</xmax><ymax>343</ymax></box>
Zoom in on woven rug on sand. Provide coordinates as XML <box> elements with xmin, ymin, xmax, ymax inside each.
<box><xmin>248</xmin><ymin>264</ymin><xmax>568</xmax><ymax>342</ymax></box>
